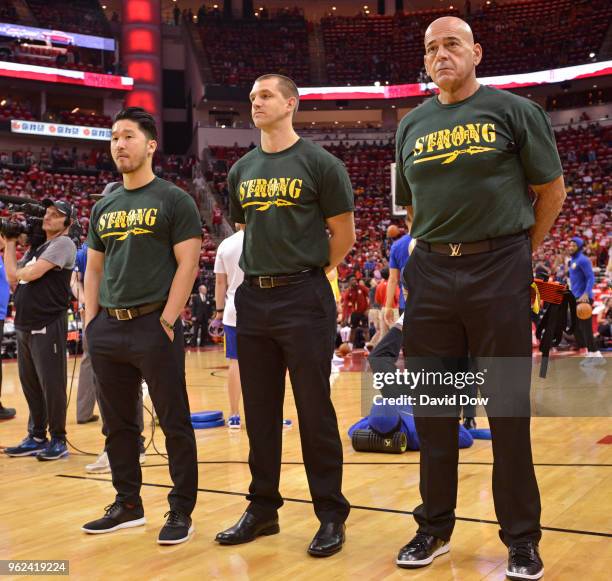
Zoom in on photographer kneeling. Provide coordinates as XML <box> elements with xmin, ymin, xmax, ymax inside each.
<box><xmin>3</xmin><ymin>200</ymin><xmax>76</xmax><ymax>460</ymax></box>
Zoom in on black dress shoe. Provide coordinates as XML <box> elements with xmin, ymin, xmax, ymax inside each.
<box><xmin>215</xmin><ymin>511</ymin><xmax>279</xmax><ymax>545</ymax></box>
<box><xmin>506</xmin><ymin>541</ymin><xmax>544</xmax><ymax>580</ymax></box>
<box><xmin>0</xmin><ymin>405</ymin><xmax>16</xmax><ymax>420</ymax></box>
<box><xmin>307</xmin><ymin>522</ymin><xmax>345</xmax><ymax>557</ymax></box>
<box><xmin>77</xmin><ymin>414</ymin><xmax>99</xmax><ymax>424</ymax></box>
<box><xmin>462</xmin><ymin>417</ymin><xmax>476</xmax><ymax>430</ymax></box>
<box><xmin>396</xmin><ymin>533</ymin><xmax>450</xmax><ymax>568</ymax></box>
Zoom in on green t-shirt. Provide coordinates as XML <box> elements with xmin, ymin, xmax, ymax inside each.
<box><xmin>228</xmin><ymin>138</ymin><xmax>354</xmax><ymax>276</ymax></box>
<box><xmin>395</xmin><ymin>85</ymin><xmax>563</xmax><ymax>243</ymax></box>
<box><xmin>87</xmin><ymin>176</ymin><xmax>202</xmax><ymax>308</ymax></box>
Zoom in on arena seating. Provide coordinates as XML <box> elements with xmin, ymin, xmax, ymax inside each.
<box><xmin>25</xmin><ymin>0</ymin><xmax>111</xmax><ymax>37</ymax></box>
<box><xmin>322</xmin><ymin>9</ymin><xmax>457</xmax><ymax>85</ymax></box>
<box><xmin>58</xmin><ymin>111</ymin><xmax>112</xmax><ymax>128</ymax></box>
<box><xmin>319</xmin><ymin>0</ymin><xmax>612</xmax><ymax>85</ymax></box>
<box><xmin>472</xmin><ymin>0</ymin><xmax>612</xmax><ymax>77</ymax></box>
<box><xmin>0</xmin><ymin>99</ymin><xmax>36</xmax><ymax>121</ymax></box>
<box><xmin>0</xmin><ymin>0</ymin><xmax>18</xmax><ymax>23</ymax></box>
<box><xmin>0</xmin><ymin>42</ymin><xmax>109</xmax><ymax>76</ymax></box>
<box><xmin>199</xmin><ymin>17</ymin><xmax>311</xmax><ymax>86</ymax></box>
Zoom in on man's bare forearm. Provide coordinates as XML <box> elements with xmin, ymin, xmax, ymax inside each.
<box><xmin>3</xmin><ymin>241</ymin><xmax>18</xmax><ymax>284</ymax></box>
<box><xmin>385</xmin><ymin>269</ymin><xmax>399</xmax><ymax>308</ymax></box>
<box><xmin>161</xmin><ymin>262</ymin><xmax>199</xmax><ymax>325</ymax></box>
<box><xmin>530</xmin><ymin>176</ymin><xmax>566</xmax><ymax>250</ymax></box>
<box><xmin>327</xmin><ymin>231</ymin><xmax>355</xmax><ymax>273</ymax></box>
<box><xmin>84</xmin><ymin>269</ymin><xmax>102</xmax><ymax>327</ymax></box>
<box><xmin>215</xmin><ymin>276</ymin><xmax>227</xmax><ymax>311</ymax></box>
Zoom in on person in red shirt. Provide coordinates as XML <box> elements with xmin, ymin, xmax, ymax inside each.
<box><xmin>342</xmin><ymin>275</ymin><xmax>369</xmax><ymax>346</ymax></box>
<box><xmin>374</xmin><ymin>267</ymin><xmax>399</xmax><ymax>337</ymax></box>
<box><xmin>212</xmin><ymin>203</ymin><xmax>223</xmax><ymax>236</ymax></box>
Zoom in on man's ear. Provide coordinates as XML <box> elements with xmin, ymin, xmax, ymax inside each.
<box><xmin>473</xmin><ymin>43</ymin><xmax>483</xmax><ymax>67</ymax></box>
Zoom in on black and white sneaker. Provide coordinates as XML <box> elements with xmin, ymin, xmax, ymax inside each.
<box><xmin>396</xmin><ymin>533</ymin><xmax>450</xmax><ymax>568</ymax></box>
<box><xmin>157</xmin><ymin>510</ymin><xmax>194</xmax><ymax>545</ymax></box>
<box><xmin>82</xmin><ymin>502</ymin><xmax>146</xmax><ymax>534</ymax></box>
<box><xmin>506</xmin><ymin>541</ymin><xmax>544</xmax><ymax>580</ymax></box>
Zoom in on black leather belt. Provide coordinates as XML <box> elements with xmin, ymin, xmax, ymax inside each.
<box><xmin>246</xmin><ymin>268</ymin><xmax>318</xmax><ymax>288</ymax></box>
<box><xmin>416</xmin><ymin>232</ymin><xmax>528</xmax><ymax>257</ymax></box>
<box><xmin>106</xmin><ymin>300</ymin><xmax>166</xmax><ymax>321</ymax></box>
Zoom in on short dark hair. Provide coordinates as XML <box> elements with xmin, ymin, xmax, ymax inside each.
<box><xmin>254</xmin><ymin>73</ymin><xmax>300</xmax><ymax>114</ymax></box>
<box><xmin>113</xmin><ymin>107</ymin><xmax>158</xmax><ymax>141</ymax></box>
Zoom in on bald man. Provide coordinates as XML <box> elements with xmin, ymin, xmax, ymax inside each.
<box><xmin>394</xmin><ymin>17</ymin><xmax>565</xmax><ymax>580</ymax></box>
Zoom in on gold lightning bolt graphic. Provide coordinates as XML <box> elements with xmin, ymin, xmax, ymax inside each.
<box><xmin>413</xmin><ymin>145</ymin><xmax>496</xmax><ymax>165</ymax></box>
<box><xmin>100</xmin><ymin>227</ymin><xmax>154</xmax><ymax>241</ymax></box>
<box><xmin>242</xmin><ymin>199</ymin><xmax>298</xmax><ymax>211</ymax></box>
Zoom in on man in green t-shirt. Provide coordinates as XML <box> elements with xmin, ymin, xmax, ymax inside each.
<box><xmin>394</xmin><ymin>17</ymin><xmax>565</xmax><ymax>580</ymax></box>
<box><xmin>81</xmin><ymin>107</ymin><xmax>202</xmax><ymax>546</ymax></box>
<box><xmin>214</xmin><ymin>74</ymin><xmax>355</xmax><ymax>557</ymax></box>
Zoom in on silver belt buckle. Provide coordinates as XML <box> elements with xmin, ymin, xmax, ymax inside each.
<box><xmin>448</xmin><ymin>243</ymin><xmax>462</xmax><ymax>257</ymax></box>
<box><xmin>258</xmin><ymin>276</ymin><xmax>274</xmax><ymax>288</ymax></box>
<box><xmin>115</xmin><ymin>308</ymin><xmax>133</xmax><ymax>320</ymax></box>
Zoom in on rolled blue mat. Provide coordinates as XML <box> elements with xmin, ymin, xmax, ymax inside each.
<box><xmin>192</xmin><ymin>418</ymin><xmax>226</xmax><ymax>429</ymax></box>
<box><xmin>469</xmin><ymin>428</ymin><xmax>492</xmax><ymax>440</ymax></box>
<box><xmin>191</xmin><ymin>410</ymin><xmax>223</xmax><ymax>422</ymax></box>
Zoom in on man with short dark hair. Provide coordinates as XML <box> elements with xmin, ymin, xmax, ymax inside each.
<box><xmin>81</xmin><ymin>107</ymin><xmax>202</xmax><ymax>545</ymax></box>
<box><xmin>215</xmin><ymin>74</ymin><xmax>355</xmax><ymax>557</ymax></box>
<box><xmin>568</xmin><ymin>236</ymin><xmax>603</xmax><ymax>362</ymax></box>
<box><xmin>394</xmin><ymin>17</ymin><xmax>565</xmax><ymax>580</ymax></box>
<box><xmin>4</xmin><ymin>200</ymin><xmax>76</xmax><ymax>460</ymax></box>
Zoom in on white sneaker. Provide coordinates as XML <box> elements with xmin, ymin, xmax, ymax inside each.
<box><xmin>86</xmin><ymin>451</ymin><xmax>146</xmax><ymax>473</ymax></box>
<box><xmin>85</xmin><ymin>451</ymin><xmax>110</xmax><ymax>474</ymax></box>
<box><xmin>580</xmin><ymin>351</ymin><xmax>606</xmax><ymax>366</ymax></box>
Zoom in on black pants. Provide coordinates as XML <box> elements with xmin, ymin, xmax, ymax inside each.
<box><xmin>16</xmin><ymin>315</ymin><xmax>68</xmax><ymax>440</ymax></box>
<box><xmin>574</xmin><ymin>310</ymin><xmax>595</xmax><ymax>351</ymax></box>
<box><xmin>403</xmin><ymin>236</ymin><xmax>541</xmax><ymax>546</ymax></box>
<box><xmin>191</xmin><ymin>317</ymin><xmax>208</xmax><ymax>346</ymax></box>
<box><xmin>87</xmin><ymin>309</ymin><xmax>198</xmax><ymax>515</ymax></box>
<box><xmin>235</xmin><ymin>270</ymin><xmax>350</xmax><ymax>523</ymax></box>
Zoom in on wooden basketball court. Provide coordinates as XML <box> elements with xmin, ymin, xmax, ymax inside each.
<box><xmin>1</xmin><ymin>347</ymin><xmax>611</xmax><ymax>580</ymax></box>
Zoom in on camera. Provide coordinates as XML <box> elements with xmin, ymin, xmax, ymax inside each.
<box><xmin>0</xmin><ymin>198</ymin><xmax>46</xmax><ymax>249</ymax></box>
<box><xmin>0</xmin><ymin>195</ymin><xmax>83</xmax><ymax>250</ymax></box>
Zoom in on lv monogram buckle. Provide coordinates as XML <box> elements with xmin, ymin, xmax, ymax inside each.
<box><xmin>448</xmin><ymin>243</ymin><xmax>462</xmax><ymax>257</ymax></box>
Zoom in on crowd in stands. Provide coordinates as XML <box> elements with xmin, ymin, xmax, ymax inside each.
<box><xmin>0</xmin><ymin>38</ymin><xmax>114</xmax><ymax>76</ymax></box>
<box><xmin>199</xmin><ymin>17</ymin><xmax>311</xmax><ymax>87</ymax></box>
<box><xmin>0</xmin><ymin>99</ymin><xmax>36</xmax><ymax>121</ymax></box>
<box><xmin>322</xmin><ymin>8</ymin><xmax>456</xmax><ymax>86</ymax></box>
<box><xmin>0</xmin><ymin>96</ymin><xmax>114</xmax><ymax>128</ymax></box>
<box><xmin>0</xmin><ymin>0</ymin><xmax>17</xmax><ymax>22</ymax></box>
<box><xmin>196</xmin><ymin>0</ymin><xmax>611</xmax><ymax>87</ymax></box>
<box><xmin>0</xmin><ymin>149</ymin><xmax>215</xmax><ymax>269</ymax></box>
<box><xmin>25</xmin><ymin>0</ymin><xmax>111</xmax><ymax>38</ymax></box>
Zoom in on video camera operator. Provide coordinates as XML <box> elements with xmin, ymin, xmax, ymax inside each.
<box><xmin>3</xmin><ymin>199</ymin><xmax>76</xmax><ymax>461</ymax></box>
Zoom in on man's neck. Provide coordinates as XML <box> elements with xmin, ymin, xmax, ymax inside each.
<box><xmin>438</xmin><ymin>78</ymin><xmax>480</xmax><ymax>105</ymax></box>
<box><xmin>46</xmin><ymin>229</ymin><xmax>66</xmax><ymax>242</ymax></box>
<box><xmin>122</xmin><ymin>165</ymin><xmax>156</xmax><ymax>190</ymax></box>
<box><xmin>260</xmin><ymin>125</ymin><xmax>300</xmax><ymax>154</ymax></box>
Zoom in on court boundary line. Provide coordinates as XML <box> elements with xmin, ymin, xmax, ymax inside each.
<box><xmin>57</xmin><ymin>474</ymin><xmax>612</xmax><ymax>539</ymax></box>
<box><xmin>136</xmin><ymin>460</ymin><xmax>612</xmax><ymax>468</ymax></box>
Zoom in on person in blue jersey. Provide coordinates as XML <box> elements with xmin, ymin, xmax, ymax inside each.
<box><xmin>568</xmin><ymin>236</ymin><xmax>603</xmax><ymax>362</ymax></box>
<box><xmin>0</xmin><ymin>234</ymin><xmax>15</xmax><ymax>420</ymax></box>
